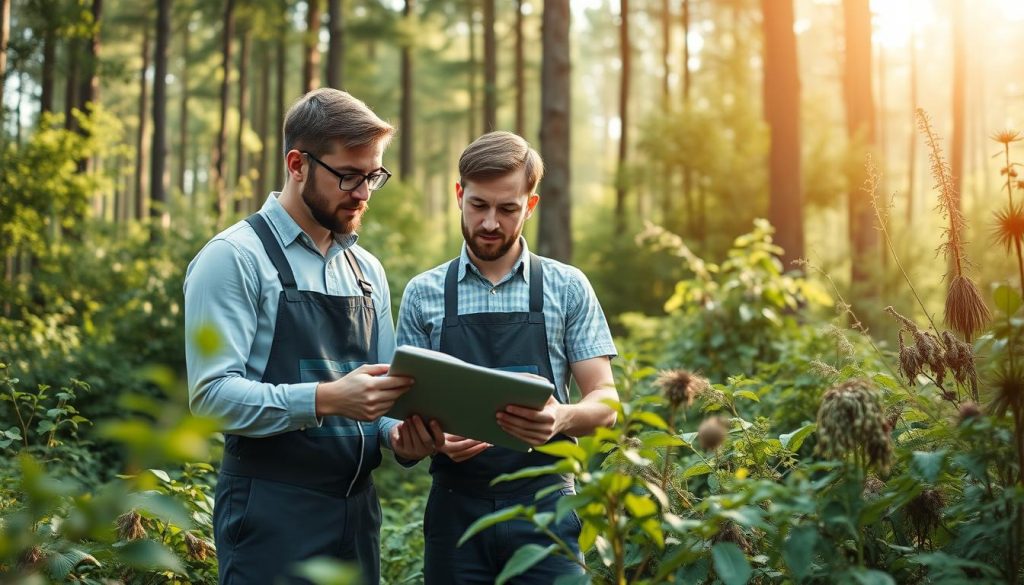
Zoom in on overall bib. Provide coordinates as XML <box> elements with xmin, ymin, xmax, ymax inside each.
<box><xmin>214</xmin><ymin>213</ymin><xmax>383</xmax><ymax>585</ymax></box>
<box><xmin>423</xmin><ymin>254</ymin><xmax>585</xmax><ymax>584</ymax></box>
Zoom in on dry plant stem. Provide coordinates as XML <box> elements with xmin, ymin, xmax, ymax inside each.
<box><xmin>865</xmin><ymin>155</ymin><xmax>941</xmax><ymax>334</ymax></box>
<box><xmin>917</xmin><ymin>109</ymin><xmax>965</xmax><ymax>278</ymax></box>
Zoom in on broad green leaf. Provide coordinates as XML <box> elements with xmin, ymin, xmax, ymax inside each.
<box><xmin>621</xmin><ymin>448</ymin><xmax>652</xmax><ymax>467</ymax></box>
<box><xmin>780</xmin><ymin>424</ymin><xmax>816</xmax><ymax>452</ymax></box>
<box><xmin>553</xmin><ymin>574</ymin><xmax>591</xmax><ymax>585</ymax></box>
<box><xmin>496</xmin><ymin>544</ymin><xmax>557</xmax><ymax>585</ymax></box>
<box><xmin>594</xmin><ymin>535</ymin><xmax>615</xmax><ymax>568</ymax></box>
<box><xmin>783</xmin><ymin>525</ymin><xmax>818</xmax><ymax>580</ymax></box>
<box><xmin>624</xmin><ymin>493</ymin><xmax>657</xmax><ymax>517</ymax></box>
<box><xmin>47</xmin><ymin>548</ymin><xmax>99</xmax><ymax>580</ymax></box>
<box><xmin>632</xmin><ymin>411</ymin><xmax>669</xmax><ymax>430</ymax></box>
<box><xmin>147</xmin><ymin>469</ymin><xmax>171</xmax><ymax>483</ymax></box>
<box><xmin>712</xmin><ymin>542</ymin><xmax>752</xmax><ymax>585</ymax></box>
<box><xmin>994</xmin><ymin>284</ymin><xmax>1023</xmax><ymax>316</ymax></box>
<box><xmin>579</xmin><ymin>519</ymin><xmax>599</xmax><ymax>552</ymax></box>
<box><xmin>457</xmin><ymin>505</ymin><xmax>529</xmax><ymax>547</ymax></box>
<box><xmin>36</xmin><ymin>420</ymin><xmax>56</xmax><ymax>433</ymax></box>
<box><xmin>911</xmin><ymin>450</ymin><xmax>947</xmax><ymax>484</ymax></box>
<box><xmin>733</xmin><ymin>390</ymin><xmax>760</xmax><ymax>403</ymax></box>
<box><xmin>292</xmin><ymin>557</ymin><xmax>360</xmax><ymax>585</ymax></box>
<box><xmin>640</xmin><ymin>432</ymin><xmax>685</xmax><ymax>449</ymax></box>
<box><xmin>683</xmin><ymin>461</ymin><xmax>713</xmax><ymax>479</ymax></box>
<box><xmin>113</xmin><ymin>540</ymin><xmax>184</xmax><ymax>574</ymax></box>
<box><xmin>534</xmin><ymin>441</ymin><xmax>587</xmax><ymax>462</ymax></box>
<box><xmin>129</xmin><ymin>491</ymin><xmax>193</xmax><ymax>529</ymax></box>
<box><xmin>843</xmin><ymin>568</ymin><xmax>896</xmax><ymax>585</ymax></box>
<box><xmin>492</xmin><ymin>461</ymin><xmax>574</xmax><ymax>485</ymax></box>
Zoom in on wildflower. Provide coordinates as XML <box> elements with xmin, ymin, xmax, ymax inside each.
<box><xmin>824</xmin><ymin>324</ymin><xmax>855</xmax><ymax>360</ymax></box>
<box><xmin>653</xmin><ymin>369</ymin><xmax>708</xmax><ymax>409</ymax></box>
<box><xmin>116</xmin><ymin>510</ymin><xmax>147</xmax><ymax>541</ymax></box>
<box><xmin>906</xmin><ymin>489</ymin><xmax>945</xmax><ymax>547</ymax></box>
<box><xmin>945</xmin><ymin>275</ymin><xmax>991</xmax><ymax>340</ymax></box>
<box><xmin>815</xmin><ymin>379</ymin><xmax>893</xmax><ymax>472</ymax></box>
<box><xmin>697</xmin><ymin>416</ymin><xmax>729</xmax><ymax>451</ymax></box>
<box><xmin>993</xmin><ymin>202</ymin><xmax>1024</xmax><ymax>252</ymax></box>
<box><xmin>185</xmin><ymin>532</ymin><xmax>214</xmax><ymax>561</ymax></box>
<box><xmin>991</xmin><ymin>129</ymin><xmax>1023</xmax><ymax>145</ymax></box>
<box><xmin>957</xmin><ymin>401</ymin><xmax>981</xmax><ymax>424</ymax></box>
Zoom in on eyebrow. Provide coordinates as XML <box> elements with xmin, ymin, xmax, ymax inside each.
<box><xmin>332</xmin><ymin>165</ymin><xmax>384</xmax><ymax>174</ymax></box>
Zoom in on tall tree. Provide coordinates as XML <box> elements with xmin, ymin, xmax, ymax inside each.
<box><xmin>762</xmin><ymin>0</ymin><xmax>804</xmax><ymax>266</ymax></box>
<box><xmin>150</xmin><ymin>0</ymin><xmax>170</xmax><ymax>234</ymax></box>
<box><xmin>399</xmin><ymin>0</ymin><xmax>415</xmax><ymax>179</ymax></box>
<box><xmin>134</xmin><ymin>25</ymin><xmax>150</xmax><ymax>220</ymax></box>
<box><xmin>39</xmin><ymin>10</ymin><xmax>56</xmax><ymax>115</ymax></box>
<box><xmin>235</xmin><ymin>21</ymin><xmax>251</xmax><ymax>211</ymax></box>
<box><xmin>214</xmin><ymin>0</ymin><xmax>235</xmax><ymax>225</ymax></box>
<box><xmin>274</xmin><ymin>4</ymin><xmax>287</xmax><ymax>190</ymax></box>
<box><xmin>906</xmin><ymin>15</ymin><xmax>917</xmax><ymax>224</ymax></box>
<box><xmin>950</xmin><ymin>0</ymin><xmax>966</xmax><ymax>213</ymax></box>
<box><xmin>681</xmin><ymin>0</ymin><xmax>691</xmax><ymax>102</ymax></box>
<box><xmin>514</xmin><ymin>0</ymin><xmax>524</xmax><ymax>136</ymax></box>
<box><xmin>467</xmin><ymin>0</ymin><xmax>478</xmax><ymax>140</ymax></box>
<box><xmin>661</xmin><ymin>0</ymin><xmax>670</xmax><ymax>105</ymax></box>
<box><xmin>177</xmin><ymin>11</ymin><xmax>190</xmax><ymax>198</ymax></box>
<box><xmin>482</xmin><ymin>0</ymin><xmax>496</xmax><ymax>132</ymax></box>
<box><xmin>303</xmin><ymin>0</ymin><xmax>321</xmax><ymax>92</ymax></box>
<box><xmin>614</xmin><ymin>0</ymin><xmax>630</xmax><ymax>233</ymax></box>
<box><xmin>0</xmin><ymin>0</ymin><xmax>10</xmax><ymax>131</ymax></box>
<box><xmin>326</xmin><ymin>0</ymin><xmax>344</xmax><ymax>88</ymax></box>
<box><xmin>537</xmin><ymin>0</ymin><xmax>570</xmax><ymax>262</ymax></box>
<box><xmin>842</xmin><ymin>0</ymin><xmax>878</xmax><ymax>288</ymax></box>
<box><xmin>78</xmin><ymin>0</ymin><xmax>102</xmax><ymax>115</ymax></box>
<box><xmin>255</xmin><ymin>41</ymin><xmax>270</xmax><ymax>204</ymax></box>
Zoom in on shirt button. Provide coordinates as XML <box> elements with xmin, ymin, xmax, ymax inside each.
<box><xmin>490</xmin><ymin>288</ymin><xmax>497</xmax><ymax>295</ymax></box>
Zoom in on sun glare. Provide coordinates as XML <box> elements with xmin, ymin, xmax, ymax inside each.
<box><xmin>871</xmin><ymin>0</ymin><xmax>1024</xmax><ymax>49</ymax></box>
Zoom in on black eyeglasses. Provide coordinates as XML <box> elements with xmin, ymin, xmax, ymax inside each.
<box><xmin>302</xmin><ymin>151</ymin><xmax>392</xmax><ymax>192</ymax></box>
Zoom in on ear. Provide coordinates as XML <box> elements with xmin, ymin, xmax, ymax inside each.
<box><xmin>455</xmin><ymin>181</ymin><xmax>465</xmax><ymax>211</ymax></box>
<box><xmin>285</xmin><ymin>150</ymin><xmax>306</xmax><ymax>182</ymax></box>
<box><xmin>525</xmin><ymin>193</ymin><xmax>540</xmax><ymax>219</ymax></box>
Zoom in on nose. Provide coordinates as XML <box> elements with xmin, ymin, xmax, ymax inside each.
<box><xmin>481</xmin><ymin>209</ymin><xmax>499</xmax><ymax>231</ymax></box>
<box><xmin>349</xmin><ymin>181</ymin><xmax>371</xmax><ymax>201</ymax></box>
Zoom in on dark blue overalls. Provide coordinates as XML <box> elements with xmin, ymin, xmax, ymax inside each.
<box><xmin>423</xmin><ymin>254</ymin><xmax>585</xmax><ymax>584</ymax></box>
<box><xmin>214</xmin><ymin>213</ymin><xmax>383</xmax><ymax>585</ymax></box>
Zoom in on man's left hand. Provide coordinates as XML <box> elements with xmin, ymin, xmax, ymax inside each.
<box><xmin>391</xmin><ymin>415</ymin><xmax>445</xmax><ymax>460</ymax></box>
<box><xmin>496</xmin><ymin>395</ymin><xmax>564</xmax><ymax>447</ymax></box>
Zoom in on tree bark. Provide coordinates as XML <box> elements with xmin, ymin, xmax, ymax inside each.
<box><xmin>681</xmin><ymin>0</ymin><xmax>691</xmax><ymax>102</ymax></box>
<box><xmin>235</xmin><ymin>24</ymin><xmax>251</xmax><ymax>212</ymax></box>
<box><xmin>467</xmin><ymin>0</ymin><xmax>478</xmax><ymax>141</ymax></box>
<box><xmin>482</xmin><ymin>0</ymin><xmax>496</xmax><ymax>132</ymax></box>
<box><xmin>399</xmin><ymin>0</ymin><xmax>415</xmax><ymax>180</ymax></box>
<box><xmin>661</xmin><ymin>0</ymin><xmax>670</xmax><ymax>106</ymax></box>
<box><xmin>762</xmin><ymin>0</ymin><xmax>804</xmax><ymax>267</ymax></box>
<box><xmin>150</xmin><ymin>0</ymin><xmax>170</xmax><ymax>236</ymax></box>
<box><xmin>255</xmin><ymin>41</ymin><xmax>270</xmax><ymax>204</ymax></box>
<box><xmin>214</xmin><ymin>0</ymin><xmax>235</xmax><ymax>225</ymax></box>
<box><xmin>537</xmin><ymin>0</ymin><xmax>571</xmax><ymax>262</ymax></box>
<box><xmin>275</xmin><ymin>15</ymin><xmax>286</xmax><ymax>190</ymax></box>
<box><xmin>64</xmin><ymin>39</ymin><xmax>79</xmax><ymax>130</ymax></box>
<box><xmin>303</xmin><ymin>0</ymin><xmax>321</xmax><ymax>92</ymax></box>
<box><xmin>40</xmin><ymin>21</ymin><xmax>56</xmax><ymax>115</ymax></box>
<box><xmin>614</xmin><ymin>0</ymin><xmax>630</xmax><ymax>234</ymax></box>
<box><xmin>78</xmin><ymin>0</ymin><xmax>102</xmax><ymax>115</ymax></box>
<box><xmin>0</xmin><ymin>0</ymin><xmax>10</xmax><ymax>131</ymax></box>
<box><xmin>514</xmin><ymin>0</ymin><xmax>524</xmax><ymax>136</ymax></box>
<box><xmin>327</xmin><ymin>0</ymin><xmax>344</xmax><ymax>88</ymax></box>
<box><xmin>134</xmin><ymin>25</ymin><xmax>150</xmax><ymax>221</ymax></box>
<box><xmin>177</xmin><ymin>14</ymin><xmax>189</xmax><ymax>198</ymax></box>
<box><xmin>950</xmin><ymin>0</ymin><xmax>965</xmax><ymax>215</ymax></box>
<box><xmin>842</xmin><ymin>0</ymin><xmax>877</xmax><ymax>288</ymax></box>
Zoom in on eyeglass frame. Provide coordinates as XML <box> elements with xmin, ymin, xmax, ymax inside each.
<box><xmin>301</xmin><ymin>150</ymin><xmax>392</xmax><ymax>192</ymax></box>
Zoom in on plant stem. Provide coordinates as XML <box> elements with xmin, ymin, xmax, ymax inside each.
<box><xmin>8</xmin><ymin>387</ymin><xmax>29</xmax><ymax>447</ymax></box>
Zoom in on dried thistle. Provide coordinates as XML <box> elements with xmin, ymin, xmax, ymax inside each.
<box><xmin>957</xmin><ymin>401</ymin><xmax>982</xmax><ymax>424</ymax></box>
<box><xmin>917</xmin><ymin>109</ymin><xmax>969</xmax><ymax>278</ymax></box>
<box><xmin>697</xmin><ymin>416</ymin><xmax>729</xmax><ymax>452</ymax></box>
<box><xmin>185</xmin><ymin>532</ymin><xmax>214</xmax><ymax>561</ymax></box>
<box><xmin>939</xmin><ymin>330</ymin><xmax>978</xmax><ymax>396</ymax></box>
<box><xmin>815</xmin><ymin>379</ymin><xmax>893</xmax><ymax>472</ymax></box>
<box><xmin>906</xmin><ymin>489</ymin><xmax>946</xmax><ymax>547</ymax></box>
<box><xmin>116</xmin><ymin>510</ymin><xmax>147</xmax><ymax>541</ymax></box>
<box><xmin>989</xmin><ymin>367</ymin><xmax>1024</xmax><ymax>418</ymax></box>
<box><xmin>863</xmin><ymin>475</ymin><xmax>885</xmax><ymax>498</ymax></box>
<box><xmin>993</xmin><ymin>202</ymin><xmax>1024</xmax><ymax>252</ymax></box>
<box><xmin>991</xmin><ymin>129</ymin><xmax>1023</xmax><ymax>146</ymax></box>
<box><xmin>653</xmin><ymin>369</ymin><xmax>708</xmax><ymax>410</ymax></box>
<box><xmin>945</xmin><ymin>275</ymin><xmax>991</xmax><ymax>340</ymax></box>
<box><xmin>712</xmin><ymin>522</ymin><xmax>752</xmax><ymax>555</ymax></box>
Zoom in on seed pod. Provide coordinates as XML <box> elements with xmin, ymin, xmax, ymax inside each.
<box><xmin>697</xmin><ymin>416</ymin><xmax>729</xmax><ymax>452</ymax></box>
<box><xmin>654</xmin><ymin>369</ymin><xmax>708</xmax><ymax>409</ymax></box>
<box><xmin>116</xmin><ymin>510</ymin><xmax>147</xmax><ymax>541</ymax></box>
<box><xmin>815</xmin><ymin>379</ymin><xmax>893</xmax><ymax>472</ymax></box>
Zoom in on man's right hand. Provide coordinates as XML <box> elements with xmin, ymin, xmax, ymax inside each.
<box><xmin>438</xmin><ymin>432</ymin><xmax>491</xmax><ymax>462</ymax></box>
<box><xmin>314</xmin><ymin>363</ymin><xmax>413</xmax><ymax>421</ymax></box>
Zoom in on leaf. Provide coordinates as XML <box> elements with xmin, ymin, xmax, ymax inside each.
<box><xmin>579</xmin><ymin>519</ymin><xmax>599</xmax><ymax>552</ymax></box>
<box><xmin>683</xmin><ymin>461</ymin><xmax>713</xmax><ymax>479</ymax></box>
<box><xmin>534</xmin><ymin>441</ymin><xmax>587</xmax><ymax>462</ymax></box>
<box><xmin>113</xmin><ymin>540</ymin><xmax>184</xmax><ymax>574</ymax></box>
<box><xmin>47</xmin><ymin>548</ymin><xmax>100</xmax><ymax>580</ymax></box>
<box><xmin>496</xmin><ymin>544</ymin><xmax>558</xmax><ymax>585</ymax></box>
<box><xmin>492</xmin><ymin>461</ymin><xmax>574</xmax><ymax>485</ymax></box>
<box><xmin>911</xmin><ymin>450</ymin><xmax>947</xmax><ymax>484</ymax></box>
<box><xmin>147</xmin><ymin>469</ymin><xmax>171</xmax><ymax>483</ymax></box>
<box><xmin>129</xmin><ymin>491</ymin><xmax>193</xmax><ymax>529</ymax></box>
<box><xmin>621</xmin><ymin>448</ymin><xmax>652</xmax><ymax>467</ymax></box>
<box><xmin>624</xmin><ymin>493</ymin><xmax>658</xmax><ymax>518</ymax></box>
<box><xmin>632</xmin><ymin>411</ymin><xmax>669</xmax><ymax>430</ymax></box>
<box><xmin>640</xmin><ymin>432</ymin><xmax>685</xmax><ymax>449</ymax></box>
<box><xmin>457</xmin><ymin>505</ymin><xmax>529</xmax><ymax>547</ymax></box>
<box><xmin>292</xmin><ymin>557</ymin><xmax>361</xmax><ymax>585</ymax></box>
<box><xmin>780</xmin><ymin>424</ymin><xmax>816</xmax><ymax>452</ymax></box>
<box><xmin>553</xmin><ymin>574</ymin><xmax>591</xmax><ymax>585</ymax></box>
<box><xmin>993</xmin><ymin>284</ymin><xmax>1023</xmax><ymax>316</ymax></box>
<box><xmin>712</xmin><ymin>542</ymin><xmax>752</xmax><ymax>585</ymax></box>
<box><xmin>36</xmin><ymin>420</ymin><xmax>56</xmax><ymax>433</ymax></box>
<box><xmin>733</xmin><ymin>390</ymin><xmax>760</xmax><ymax>402</ymax></box>
<box><xmin>783</xmin><ymin>525</ymin><xmax>818</xmax><ymax>580</ymax></box>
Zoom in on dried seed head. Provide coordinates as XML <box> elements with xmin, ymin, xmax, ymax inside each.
<box><xmin>898</xmin><ymin>340</ymin><xmax>922</xmax><ymax>382</ymax></box>
<box><xmin>989</xmin><ymin>367</ymin><xmax>1024</xmax><ymax>417</ymax></box>
<box><xmin>712</xmin><ymin>522</ymin><xmax>752</xmax><ymax>555</ymax></box>
<box><xmin>863</xmin><ymin>475</ymin><xmax>885</xmax><ymax>498</ymax></box>
<box><xmin>815</xmin><ymin>379</ymin><xmax>893</xmax><ymax>472</ymax></box>
<box><xmin>991</xmin><ymin>129</ymin><xmax>1023</xmax><ymax>145</ymax></box>
<box><xmin>993</xmin><ymin>202</ymin><xmax>1024</xmax><ymax>252</ymax></box>
<box><xmin>906</xmin><ymin>489</ymin><xmax>946</xmax><ymax>547</ymax></box>
<box><xmin>185</xmin><ymin>532</ymin><xmax>213</xmax><ymax>561</ymax></box>
<box><xmin>810</xmin><ymin>359</ymin><xmax>840</xmax><ymax>378</ymax></box>
<box><xmin>824</xmin><ymin>324</ymin><xmax>855</xmax><ymax>359</ymax></box>
<box><xmin>945</xmin><ymin>275</ymin><xmax>991</xmax><ymax>340</ymax></box>
<box><xmin>654</xmin><ymin>369</ymin><xmax>708</xmax><ymax>409</ymax></box>
<box><xmin>957</xmin><ymin>401</ymin><xmax>982</xmax><ymax>424</ymax></box>
<box><xmin>940</xmin><ymin>330</ymin><xmax>978</xmax><ymax>393</ymax></box>
<box><xmin>116</xmin><ymin>510</ymin><xmax>147</xmax><ymax>541</ymax></box>
<box><xmin>697</xmin><ymin>416</ymin><xmax>729</xmax><ymax>451</ymax></box>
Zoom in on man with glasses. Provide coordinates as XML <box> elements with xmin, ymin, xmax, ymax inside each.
<box><xmin>184</xmin><ymin>88</ymin><xmax>442</xmax><ymax>585</ymax></box>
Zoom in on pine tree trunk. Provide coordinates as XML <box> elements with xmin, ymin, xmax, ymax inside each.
<box><xmin>40</xmin><ymin>24</ymin><xmax>56</xmax><ymax>115</ymax></box>
<box><xmin>64</xmin><ymin>39</ymin><xmax>79</xmax><ymax>130</ymax></box>
<box><xmin>214</xmin><ymin>0</ymin><xmax>235</xmax><ymax>226</ymax></box>
<box><xmin>762</xmin><ymin>0</ymin><xmax>804</xmax><ymax>267</ymax></box>
<box><xmin>482</xmin><ymin>0</ymin><xmax>496</xmax><ymax>132</ymax></box>
<box><xmin>536</xmin><ymin>0</ymin><xmax>571</xmax><ymax>262</ymax></box>
<box><xmin>134</xmin><ymin>26</ymin><xmax>150</xmax><ymax>221</ymax></box>
<box><xmin>906</xmin><ymin>22</ymin><xmax>917</xmax><ymax>224</ymax></box>
<box><xmin>275</xmin><ymin>19</ymin><xmax>286</xmax><ymax>190</ymax></box>
<box><xmin>327</xmin><ymin>0</ymin><xmax>344</xmax><ymax>88</ymax></box>
<box><xmin>467</xmin><ymin>0</ymin><xmax>478</xmax><ymax>141</ymax></box>
<box><xmin>255</xmin><ymin>42</ymin><xmax>270</xmax><ymax>205</ymax></box>
<box><xmin>0</xmin><ymin>0</ymin><xmax>10</xmax><ymax>131</ymax></box>
<box><xmin>178</xmin><ymin>16</ymin><xmax>190</xmax><ymax>198</ymax></box>
<box><xmin>399</xmin><ymin>0</ymin><xmax>415</xmax><ymax>179</ymax></box>
<box><xmin>303</xmin><ymin>0</ymin><xmax>321</xmax><ymax>92</ymax></box>
<box><xmin>514</xmin><ymin>0</ymin><xmax>524</xmax><ymax>137</ymax></box>
<box><xmin>150</xmin><ymin>0</ymin><xmax>170</xmax><ymax>237</ymax></box>
<box><xmin>235</xmin><ymin>25</ymin><xmax>251</xmax><ymax>213</ymax></box>
<box><xmin>661</xmin><ymin>0</ymin><xmax>670</xmax><ymax>106</ymax></box>
<box><xmin>614</xmin><ymin>0</ymin><xmax>630</xmax><ymax>235</ymax></box>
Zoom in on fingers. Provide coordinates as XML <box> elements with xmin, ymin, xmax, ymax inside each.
<box><xmin>496</xmin><ymin>413</ymin><xmax>551</xmax><ymax>446</ymax></box>
<box><xmin>355</xmin><ymin>363</ymin><xmax>391</xmax><ymax>376</ymax></box>
<box><xmin>451</xmin><ymin>441</ymin><xmax>490</xmax><ymax>462</ymax></box>
<box><xmin>428</xmin><ymin>420</ymin><xmax>446</xmax><ymax>448</ymax></box>
<box><xmin>503</xmin><ymin>404</ymin><xmax>555</xmax><ymax>423</ymax></box>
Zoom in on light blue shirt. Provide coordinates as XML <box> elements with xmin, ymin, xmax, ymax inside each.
<box><xmin>396</xmin><ymin>238</ymin><xmax>617</xmax><ymax>398</ymax></box>
<box><xmin>184</xmin><ymin>193</ymin><xmax>398</xmax><ymax>445</ymax></box>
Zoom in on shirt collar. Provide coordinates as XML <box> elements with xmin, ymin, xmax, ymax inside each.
<box><xmin>458</xmin><ymin>236</ymin><xmax>531</xmax><ymax>285</ymax></box>
<box><xmin>259</xmin><ymin>192</ymin><xmax>359</xmax><ymax>251</ymax></box>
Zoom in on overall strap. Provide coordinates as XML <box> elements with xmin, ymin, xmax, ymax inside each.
<box><xmin>443</xmin><ymin>258</ymin><xmax>461</xmax><ymax>326</ymax></box>
<box><xmin>343</xmin><ymin>248</ymin><xmax>374</xmax><ymax>299</ymax></box>
<box><xmin>528</xmin><ymin>253</ymin><xmax>544</xmax><ymax>314</ymax></box>
<box><xmin>246</xmin><ymin>213</ymin><xmax>296</xmax><ymax>289</ymax></box>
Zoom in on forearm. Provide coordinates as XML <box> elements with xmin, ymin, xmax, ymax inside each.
<box><xmin>559</xmin><ymin>386</ymin><xmax>618</xmax><ymax>437</ymax></box>
<box><xmin>190</xmin><ymin>375</ymin><xmax>320</xmax><ymax>437</ymax></box>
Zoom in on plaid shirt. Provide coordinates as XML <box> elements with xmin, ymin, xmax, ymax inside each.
<box><xmin>396</xmin><ymin>238</ymin><xmax>617</xmax><ymax>396</ymax></box>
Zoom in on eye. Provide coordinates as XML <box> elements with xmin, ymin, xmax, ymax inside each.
<box><xmin>471</xmin><ymin>202</ymin><xmax>487</xmax><ymax>209</ymax></box>
<box><xmin>501</xmin><ymin>206</ymin><xmax>519</xmax><ymax>214</ymax></box>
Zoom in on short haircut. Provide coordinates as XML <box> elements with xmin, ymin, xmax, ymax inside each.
<box><xmin>458</xmin><ymin>131</ymin><xmax>544</xmax><ymax>194</ymax></box>
<box><xmin>283</xmin><ymin>88</ymin><xmax>394</xmax><ymax>157</ymax></box>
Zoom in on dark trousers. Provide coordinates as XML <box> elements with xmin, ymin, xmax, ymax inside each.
<box><xmin>423</xmin><ymin>483</ymin><xmax>585</xmax><ymax>585</ymax></box>
<box><xmin>214</xmin><ymin>473</ymin><xmax>381</xmax><ymax>585</ymax></box>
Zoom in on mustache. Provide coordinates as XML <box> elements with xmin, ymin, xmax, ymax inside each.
<box><xmin>474</xmin><ymin>230</ymin><xmax>503</xmax><ymax>238</ymax></box>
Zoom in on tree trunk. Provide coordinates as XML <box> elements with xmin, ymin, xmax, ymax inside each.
<box><xmin>40</xmin><ymin>23</ymin><xmax>56</xmax><ymax>115</ymax></box>
<box><xmin>78</xmin><ymin>0</ymin><xmax>102</xmax><ymax>114</ymax></box>
<box><xmin>134</xmin><ymin>26</ymin><xmax>150</xmax><ymax>221</ymax></box>
<box><xmin>150</xmin><ymin>0</ymin><xmax>170</xmax><ymax>236</ymax></box>
<box><xmin>214</xmin><ymin>0</ymin><xmax>235</xmax><ymax>225</ymax></box>
<box><xmin>64</xmin><ymin>39</ymin><xmax>79</xmax><ymax>130</ymax></box>
<box><xmin>906</xmin><ymin>20</ymin><xmax>917</xmax><ymax>224</ymax></box>
<box><xmin>762</xmin><ymin>0</ymin><xmax>804</xmax><ymax>268</ymax></box>
<box><xmin>327</xmin><ymin>0</ymin><xmax>344</xmax><ymax>88</ymax></box>
<box><xmin>514</xmin><ymin>0</ymin><xmax>524</xmax><ymax>136</ymax></box>
<box><xmin>536</xmin><ymin>0</ymin><xmax>571</xmax><ymax>262</ymax></box>
<box><xmin>399</xmin><ymin>0</ymin><xmax>415</xmax><ymax>180</ymax></box>
<box><xmin>467</xmin><ymin>0</ymin><xmax>478</xmax><ymax>141</ymax></box>
<box><xmin>0</xmin><ymin>0</ymin><xmax>10</xmax><ymax>131</ymax></box>
<box><xmin>275</xmin><ymin>19</ymin><xmax>286</xmax><ymax>190</ymax></box>
<box><xmin>950</xmin><ymin>0</ymin><xmax>965</xmax><ymax>216</ymax></box>
<box><xmin>661</xmin><ymin>0</ymin><xmax>670</xmax><ymax>106</ymax></box>
<box><xmin>614</xmin><ymin>0</ymin><xmax>630</xmax><ymax>235</ymax></box>
<box><xmin>255</xmin><ymin>42</ymin><xmax>270</xmax><ymax>204</ymax></box>
<box><xmin>482</xmin><ymin>0</ymin><xmax>496</xmax><ymax>132</ymax></box>
<box><xmin>178</xmin><ymin>15</ymin><xmax>190</xmax><ymax>198</ymax></box>
<box><xmin>681</xmin><ymin>0</ymin><xmax>691</xmax><ymax>102</ymax></box>
<box><xmin>235</xmin><ymin>24</ymin><xmax>251</xmax><ymax>213</ymax></box>
<box><xmin>303</xmin><ymin>0</ymin><xmax>321</xmax><ymax>92</ymax></box>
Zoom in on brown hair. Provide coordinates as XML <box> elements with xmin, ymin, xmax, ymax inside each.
<box><xmin>458</xmin><ymin>131</ymin><xmax>544</xmax><ymax>193</ymax></box>
<box><xmin>283</xmin><ymin>88</ymin><xmax>394</xmax><ymax>157</ymax></box>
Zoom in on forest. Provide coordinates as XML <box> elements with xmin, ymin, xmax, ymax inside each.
<box><xmin>1</xmin><ymin>0</ymin><xmax>1023</xmax><ymax>583</ymax></box>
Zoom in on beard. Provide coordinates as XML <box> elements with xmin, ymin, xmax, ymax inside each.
<box><xmin>301</xmin><ymin>172</ymin><xmax>366</xmax><ymax>234</ymax></box>
<box><xmin>461</xmin><ymin>214</ymin><xmax>519</xmax><ymax>261</ymax></box>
